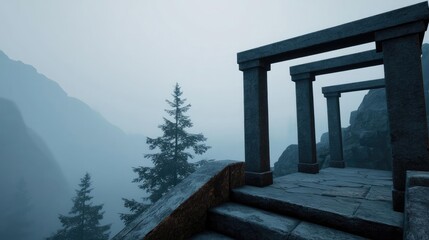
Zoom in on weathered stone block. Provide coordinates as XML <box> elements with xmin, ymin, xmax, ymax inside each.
<box><xmin>404</xmin><ymin>170</ymin><xmax>429</xmax><ymax>240</ymax></box>
<box><xmin>112</xmin><ymin>160</ymin><xmax>244</xmax><ymax>240</ymax></box>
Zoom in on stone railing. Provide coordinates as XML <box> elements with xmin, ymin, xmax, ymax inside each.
<box><xmin>322</xmin><ymin>79</ymin><xmax>385</xmax><ymax>168</ymax></box>
<box><xmin>237</xmin><ymin>2</ymin><xmax>429</xmax><ymax>211</ymax></box>
<box><xmin>112</xmin><ymin>160</ymin><xmax>244</xmax><ymax>240</ymax></box>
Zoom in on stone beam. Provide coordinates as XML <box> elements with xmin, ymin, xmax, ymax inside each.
<box><xmin>237</xmin><ymin>2</ymin><xmax>429</xmax><ymax>65</ymax></box>
<box><xmin>322</xmin><ymin>79</ymin><xmax>385</xmax><ymax>95</ymax></box>
<box><xmin>290</xmin><ymin>50</ymin><xmax>383</xmax><ymax>77</ymax></box>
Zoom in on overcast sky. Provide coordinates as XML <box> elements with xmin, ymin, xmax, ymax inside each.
<box><xmin>0</xmin><ymin>0</ymin><xmax>427</xmax><ymax>163</ymax></box>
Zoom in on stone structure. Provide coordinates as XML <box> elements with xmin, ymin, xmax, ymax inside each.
<box><xmin>238</xmin><ymin>2</ymin><xmax>429</xmax><ymax>211</ymax></box>
<box><xmin>112</xmin><ymin>160</ymin><xmax>244</xmax><ymax>240</ymax></box>
<box><xmin>404</xmin><ymin>170</ymin><xmax>429</xmax><ymax>239</ymax></box>
<box><xmin>290</xmin><ymin>51</ymin><xmax>384</xmax><ymax>173</ymax></box>
<box><xmin>322</xmin><ymin>79</ymin><xmax>386</xmax><ymax>168</ymax></box>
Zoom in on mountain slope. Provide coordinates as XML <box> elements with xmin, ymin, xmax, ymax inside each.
<box><xmin>0</xmin><ymin>98</ymin><xmax>70</xmax><ymax>240</ymax></box>
<box><xmin>0</xmin><ymin>50</ymin><xmax>149</xmax><ymax>234</ymax></box>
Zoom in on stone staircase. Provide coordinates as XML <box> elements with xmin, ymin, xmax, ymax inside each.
<box><xmin>192</xmin><ymin>168</ymin><xmax>403</xmax><ymax>240</ymax></box>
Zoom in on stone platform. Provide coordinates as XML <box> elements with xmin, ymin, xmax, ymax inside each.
<box><xmin>230</xmin><ymin>167</ymin><xmax>403</xmax><ymax>239</ymax></box>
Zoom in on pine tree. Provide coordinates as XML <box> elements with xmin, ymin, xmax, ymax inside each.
<box><xmin>47</xmin><ymin>173</ymin><xmax>110</xmax><ymax>240</ymax></box>
<box><xmin>121</xmin><ymin>83</ymin><xmax>210</xmax><ymax>225</ymax></box>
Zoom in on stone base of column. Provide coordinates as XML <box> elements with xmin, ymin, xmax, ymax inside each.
<box><xmin>245</xmin><ymin>171</ymin><xmax>273</xmax><ymax>187</ymax></box>
<box><xmin>298</xmin><ymin>163</ymin><xmax>319</xmax><ymax>174</ymax></box>
<box><xmin>329</xmin><ymin>161</ymin><xmax>345</xmax><ymax>168</ymax></box>
<box><xmin>392</xmin><ymin>189</ymin><xmax>405</xmax><ymax>212</ymax></box>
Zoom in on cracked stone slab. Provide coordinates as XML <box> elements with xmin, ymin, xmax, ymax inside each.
<box><xmin>232</xmin><ymin>185</ymin><xmax>359</xmax><ymax>219</ymax></box>
<box><xmin>232</xmin><ymin>167</ymin><xmax>403</xmax><ymax>239</ymax></box>
<box><xmin>208</xmin><ymin>202</ymin><xmax>299</xmax><ymax>240</ymax></box>
<box><xmin>365</xmin><ymin>186</ymin><xmax>391</xmax><ymax>201</ymax></box>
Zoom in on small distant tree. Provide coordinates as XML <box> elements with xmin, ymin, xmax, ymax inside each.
<box><xmin>47</xmin><ymin>173</ymin><xmax>110</xmax><ymax>240</ymax></box>
<box><xmin>121</xmin><ymin>83</ymin><xmax>210</xmax><ymax>225</ymax></box>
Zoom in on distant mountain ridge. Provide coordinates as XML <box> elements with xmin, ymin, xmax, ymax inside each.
<box><xmin>0</xmin><ymin>98</ymin><xmax>70</xmax><ymax>240</ymax></box>
<box><xmin>0</xmin><ymin>50</ymin><xmax>149</xmax><ymax>234</ymax></box>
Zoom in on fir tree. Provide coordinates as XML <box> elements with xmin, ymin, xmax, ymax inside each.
<box><xmin>121</xmin><ymin>83</ymin><xmax>210</xmax><ymax>225</ymax></box>
<box><xmin>47</xmin><ymin>173</ymin><xmax>110</xmax><ymax>240</ymax></box>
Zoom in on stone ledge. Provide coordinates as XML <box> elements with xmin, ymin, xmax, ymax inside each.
<box><xmin>112</xmin><ymin>160</ymin><xmax>244</xmax><ymax>240</ymax></box>
<box><xmin>404</xmin><ymin>170</ymin><xmax>429</xmax><ymax>240</ymax></box>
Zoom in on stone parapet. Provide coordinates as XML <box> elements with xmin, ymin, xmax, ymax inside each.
<box><xmin>112</xmin><ymin>160</ymin><xmax>245</xmax><ymax>240</ymax></box>
<box><xmin>404</xmin><ymin>170</ymin><xmax>429</xmax><ymax>240</ymax></box>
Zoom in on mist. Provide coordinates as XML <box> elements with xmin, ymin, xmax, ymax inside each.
<box><xmin>0</xmin><ymin>0</ymin><xmax>427</xmax><ymax>238</ymax></box>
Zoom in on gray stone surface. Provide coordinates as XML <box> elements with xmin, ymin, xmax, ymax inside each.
<box><xmin>404</xmin><ymin>171</ymin><xmax>429</xmax><ymax>240</ymax></box>
<box><xmin>207</xmin><ymin>202</ymin><xmax>366</xmax><ymax>240</ymax></box>
<box><xmin>290</xmin><ymin>222</ymin><xmax>367</xmax><ymax>240</ymax></box>
<box><xmin>112</xmin><ymin>160</ymin><xmax>244</xmax><ymax>240</ymax></box>
<box><xmin>232</xmin><ymin>168</ymin><xmax>403</xmax><ymax>239</ymax></box>
<box><xmin>208</xmin><ymin>202</ymin><xmax>299</xmax><ymax>240</ymax></box>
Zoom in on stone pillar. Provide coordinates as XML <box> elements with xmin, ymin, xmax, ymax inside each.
<box><xmin>240</xmin><ymin>60</ymin><xmax>273</xmax><ymax>187</ymax></box>
<box><xmin>376</xmin><ymin>21</ymin><xmax>429</xmax><ymax>211</ymax></box>
<box><xmin>292</xmin><ymin>73</ymin><xmax>319</xmax><ymax>173</ymax></box>
<box><xmin>325</xmin><ymin>92</ymin><xmax>345</xmax><ymax>168</ymax></box>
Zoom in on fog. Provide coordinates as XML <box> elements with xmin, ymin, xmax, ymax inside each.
<box><xmin>0</xmin><ymin>0</ymin><xmax>427</xmax><ymax>238</ymax></box>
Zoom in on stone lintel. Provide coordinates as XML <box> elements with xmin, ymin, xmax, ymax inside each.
<box><xmin>375</xmin><ymin>21</ymin><xmax>428</xmax><ymax>51</ymax></box>
<box><xmin>291</xmin><ymin>72</ymin><xmax>315</xmax><ymax>82</ymax></box>
<box><xmin>245</xmin><ymin>171</ymin><xmax>273</xmax><ymax>187</ymax></box>
<box><xmin>290</xmin><ymin>50</ymin><xmax>383</xmax><ymax>77</ymax></box>
<box><xmin>239</xmin><ymin>59</ymin><xmax>271</xmax><ymax>71</ymax></box>
<box><xmin>237</xmin><ymin>2</ymin><xmax>429</xmax><ymax>64</ymax></box>
<box><xmin>298</xmin><ymin>162</ymin><xmax>319</xmax><ymax>174</ymax></box>
<box><xmin>322</xmin><ymin>79</ymin><xmax>385</xmax><ymax>96</ymax></box>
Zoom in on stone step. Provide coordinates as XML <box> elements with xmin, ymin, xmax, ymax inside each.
<box><xmin>231</xmin><ymin>185</ymin><xmax>403</xmax><ymax>240</ymax></box>
<box><xmin>190</xmin><ymin>231</ymin><xmax>234</xmax><ymax>240</ymax></box>
<box><xmin>207</xmin><ymin>202</ymin><xmax>365</xmax><ymax>240</ymax></box>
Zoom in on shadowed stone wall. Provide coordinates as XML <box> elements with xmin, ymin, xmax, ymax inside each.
<box><xmin>112</xmin><ymin>160</ymin><xmax>244</xmax><ymax>240</ymax></box>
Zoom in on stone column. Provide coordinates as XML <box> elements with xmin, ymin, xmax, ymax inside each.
<box><xmin>292</xmin><ymin>73</ymin><xmax>319</xmax><ymax>173</ymax></box>
<box><xmin>376</xmin><ymin>21</ymin><xmax>429</xmax><ymax>211</ymax></box>
<box><xmin>325</xmin><ymin>92</ymin><xmax>345</xmax><ymax>168</ymax></box>
<box><xmin>240</xmin><ymin>60</ymin><xmax>273</xmax><ymax>187</ymax></box>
